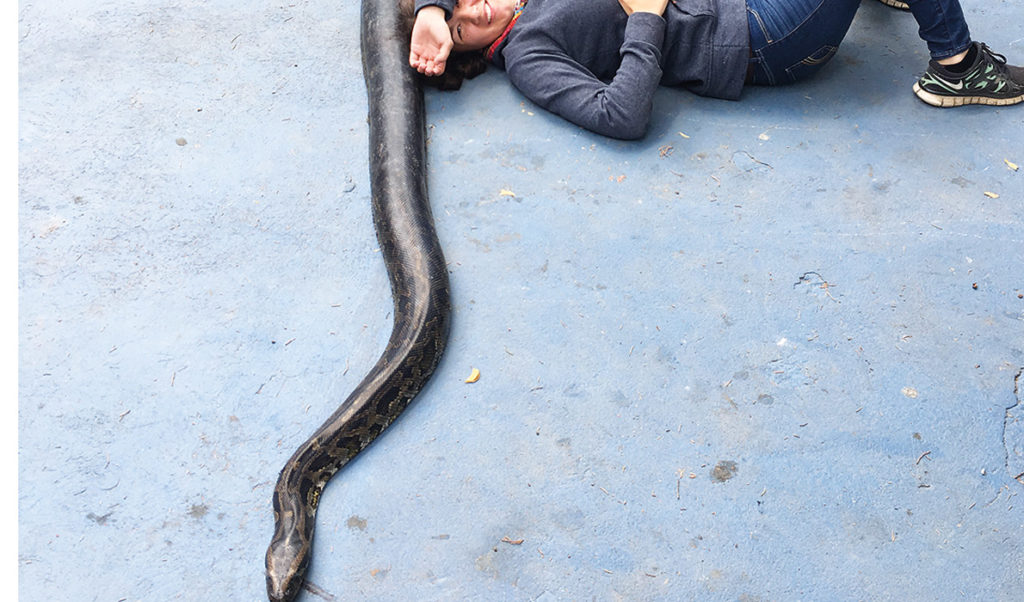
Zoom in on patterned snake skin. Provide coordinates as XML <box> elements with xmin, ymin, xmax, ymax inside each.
<box><xmin>264</xmin><ymin>1</ymin><xmax>451</xmax><ymax>599</ymax></box>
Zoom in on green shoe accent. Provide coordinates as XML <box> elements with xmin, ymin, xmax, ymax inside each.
<box><xmin>914</xmin><ymin>43</ymin><xmax>1024</xmax><ymax>107</ymax></box>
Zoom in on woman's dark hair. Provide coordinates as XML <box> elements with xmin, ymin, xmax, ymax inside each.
<box><xmin>398</xmin><ymin>0</ymin><xmax>489</xmax><ymax>90</ymax></box>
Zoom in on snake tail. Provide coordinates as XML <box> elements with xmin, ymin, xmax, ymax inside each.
<box><xmin>265</xmin><ymin>0</ymin><xmax>451</xmax><ymax>599</ymax></box>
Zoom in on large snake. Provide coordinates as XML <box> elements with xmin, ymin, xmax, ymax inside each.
<box><xmin>264</xmin><ymin>0</ymin><xmax>451</xmax><ymax>599</ymax></box>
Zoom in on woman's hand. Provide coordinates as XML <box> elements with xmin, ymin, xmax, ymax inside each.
<box><xmin>617</xmin><ymin>0</ymin><xmax>669</xmax><ymax>16</ymax></box>
<box><xmin>409</xmin><ymin>6</ymin><xmax>454</xmax><ymax>76</ymax></box>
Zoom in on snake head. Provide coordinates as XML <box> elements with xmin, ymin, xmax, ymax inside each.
<box><xmin>265</xmin><ymin>531</ymin><xmax>310</xmax><ymax>602</ymax></box>
<box><xmin>266</xmin><ymin>499</ymin><xmax>312</xmax><ymax>602</ymax></box>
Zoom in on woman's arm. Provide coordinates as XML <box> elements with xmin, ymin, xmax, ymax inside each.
<box><xmin>505</xmin><ymin>8</ymin><xmax>668</xmax><ymax>139</ymax></box>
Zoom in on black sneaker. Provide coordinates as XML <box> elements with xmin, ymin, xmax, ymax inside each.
<box><xmin>914</xmin><ymin>42</ymin><xmax>1024</xmax><ymax>107</ymax></box>
<box><xmin>876</xmin><ymin>0</ymin><xmax>909</xmax><ymax>10</ymax></box>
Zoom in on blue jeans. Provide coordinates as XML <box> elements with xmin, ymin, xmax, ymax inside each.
<box><xmin>746</xmin><ymin>0</ymin><xmax>973</xmax><ymax>86</ymax></box>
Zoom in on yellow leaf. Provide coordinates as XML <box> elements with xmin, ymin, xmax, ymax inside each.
<box><xmin>983</xmin><ymin>191</ymin><xmax>999</xmax><ymax>199</ymax></box>
<box><xmin>464</xmin><ymin>367</ymin><xmax>480</xmax><ymax>383</ymax></box>
<box><xmin>1005</xmin><ymin>159</ymin><xmax>1019</xmax><ymax>171</ymax></box>
<box><xmin>499</xmin><ymin>189</ymin><xmax>516</xmax><ymax>197</ymax></box>
<box><xmin>678</xmin><ymin>132</ymin><xmax>690</xmax><ymax>139</ymax></box>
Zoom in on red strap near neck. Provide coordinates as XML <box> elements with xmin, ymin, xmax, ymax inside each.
<box><xmin>485</xmin><ymin>0</ymin><xmax>527</xmax><ymax>62</ymax></box>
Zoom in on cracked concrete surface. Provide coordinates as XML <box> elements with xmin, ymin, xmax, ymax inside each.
<box><xmin>1008</xmin><ymin>369</ymin><xmax>1024</xmax><ymax>485</ymax></box>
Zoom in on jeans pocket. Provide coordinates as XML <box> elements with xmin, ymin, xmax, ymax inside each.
<box><xmin>746</xmin><ymin>7</ymin><xmax>774</xmax><ymax>43</ymax></box>
<box><xmin>784</xmin><ymin>44</ymin><xmax>838</xmax><ymax>82</ymax></box>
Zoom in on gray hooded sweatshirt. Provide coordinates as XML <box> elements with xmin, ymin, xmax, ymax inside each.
<box><xmin>416</xmin><ymin>0</ymin><xmax>749</xmax><ymax>139</ymax></box>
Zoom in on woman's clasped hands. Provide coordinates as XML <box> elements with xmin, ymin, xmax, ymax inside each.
<box><xmin>617</xmin><ymin>0</ymin><xmax>669</xmax><ymax>16</ymax></box>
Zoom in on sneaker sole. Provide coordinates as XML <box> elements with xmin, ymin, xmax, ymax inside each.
<box><xmin>877</xmin><ymin>0</ymin><xmax>910</xmax><ymax>9</ymax></box>
<box><xmin>914</xmin><ymin>82</ymin><xmax>1024</xmax><ymax>107</ymax></box>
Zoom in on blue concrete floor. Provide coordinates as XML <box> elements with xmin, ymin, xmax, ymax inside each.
<box><xmin>18</xmin><ymin>0</ymin><xmax>1023</xmax><ymax>600</ymax></box>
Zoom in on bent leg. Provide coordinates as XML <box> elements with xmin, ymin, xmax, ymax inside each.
<box><xmin>905</xmin><ymin>0</ymin><xmax>972</xmax><ymax>60</ymax></box>
<box><xmin>746</xmin><ymin>0</ymin><xmax>862</xmax><ymax>86</ymax></box>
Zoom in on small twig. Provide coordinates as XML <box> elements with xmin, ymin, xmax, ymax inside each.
<box><xmin>736</xmin><ymin>150</ymin><xmax>773</xmax><ymax>170</ymax></box>
<box><xmin>819</xmin><ymin>280</ymin><xmax>838</xmax><ymax>301</ymax></box>
<box><xmin>916</xmin><ymin>451</ymin><xmax>932</xmax><ymax>465</ymax></box>
<box><xmin>302</xmin><ymin>581</ymin><xmax>336</xmax><ymax>601</ymax></box>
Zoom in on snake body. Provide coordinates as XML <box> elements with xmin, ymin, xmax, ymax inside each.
<box><xmin>265</xmin><ymin>1</ymin><xmax>450</xmax><ymax>600</ymax></box>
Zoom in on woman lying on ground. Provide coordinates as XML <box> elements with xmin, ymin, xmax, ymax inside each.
<box><xmin>404</xmin><ymin>0</ymin><xmax>1024</xmax><ymax>140</ymax></box>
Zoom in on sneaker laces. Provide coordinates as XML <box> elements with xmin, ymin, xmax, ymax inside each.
<box><xmin>978</xmin><ymin>42</ymin><xmax>1024</xmax><ymax>88</ymax></box>
<box><xmin>977</xmin><ymin>43</ymin><xmax>1008</xmax><ymax>68</ymax></box>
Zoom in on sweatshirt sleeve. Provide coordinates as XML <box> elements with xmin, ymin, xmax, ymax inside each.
<box><xmin>415</xmin><ymin>0</ymin><xmax>457</xmax><ymax>19</ymax></box>
<box><xmin>504</xmin><ymin>12</ymin><xmax>665</xmax><ymax>140</ymax></box>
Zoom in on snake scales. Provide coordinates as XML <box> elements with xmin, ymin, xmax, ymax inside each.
<box><xmin>264</xmin><ymin>1</ymin><xmax>450</xmax><ymax>599</ymax></box>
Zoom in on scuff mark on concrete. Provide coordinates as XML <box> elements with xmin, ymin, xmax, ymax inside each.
<box><xmin>86</xmin><ymin>511</ymin><xmax>113</xmax><ymax>525</ymax></box>
<box><xmin>1005</xmin><ymin>368</ymin><xmax>1023</xmax><ymax>486</ymax></box>
<box><xmin>187</xmin><ymin>503</ymin><xmax>208</xmax><ymax>519</ymax></box>
<box><xmin>711</xmin><ymin>460</ymin><xmax>738</xmax><ymax>483</ymax></box>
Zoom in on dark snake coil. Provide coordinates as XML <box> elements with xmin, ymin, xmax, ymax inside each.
<box><xmin>264</xmin><ymin>0</ymin><xmax>450</xmax><ymax>599</ymax></box>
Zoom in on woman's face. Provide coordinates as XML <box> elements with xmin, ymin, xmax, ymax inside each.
<box><xmin>449</xmin><ymin>0</ymin><xmax>517</xmax><ymax>52</ymax></box>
